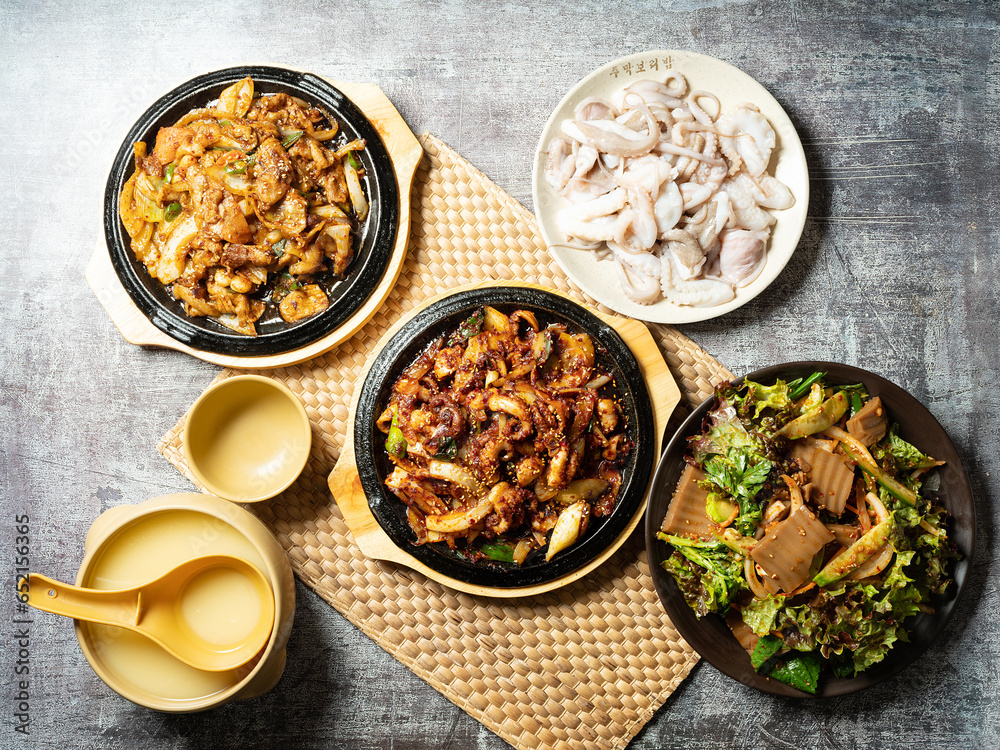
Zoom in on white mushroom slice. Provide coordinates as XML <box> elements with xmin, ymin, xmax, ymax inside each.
<box><xmin>716</xmin><ymin>105</ymin><xmax>776</xmax><ymax>177</ymax></box>
<box><xmin>661</xmin><ymin>252</ymin><xmax>736</xmax><ymax>307</ymax></box>
<box><xmin>718</xmin><ymin>228</ymin><xmax>769</xmax><ymax>287</ymax></box>
<box><xmin>545</xmin><ymin>501</ymin><xmax>590</xmax><ymax>561</ymax></box>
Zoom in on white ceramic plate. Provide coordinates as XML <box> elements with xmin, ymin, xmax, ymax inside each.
<box><xmin>531</xmin><ymin>50</ymin><xmax>809</xmax><ymax>324</ymax></box>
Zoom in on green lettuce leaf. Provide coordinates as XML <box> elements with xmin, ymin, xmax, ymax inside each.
<box><xmin>767</xmin><ymin>652</ymin><xmax>821</xmax><ymax>694</ymax></box>
<box><xmin>886</xmin><ymin>429</ymin><xmax>938</xmax><ymax>471</ymax></box>
<box><xmin>741</xmin><ymin>594</ymin><xmax>786</xmax><ymax>636</ymax></box>
<box><xmin>751</xmin><ymin>634</ymin><xmax>783</xmax><ymax>669</ymax></box>
<box><xmin>742</xmin><ymin>379</ymin><xmax>793</xmax><ymax>418</ymax></box>
<box><xmin>702</xmin><ymin>448</ymin><xmax>772</xmax><ymax>536</ymax></box>
<box><xmin>658</xmin><ymin>534</ymin><xmax>745</xmax><ymax>617</ymax></box>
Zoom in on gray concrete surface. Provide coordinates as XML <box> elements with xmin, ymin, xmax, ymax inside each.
<box><xmin>1</xmin><ymin>1</ymin><xmax>997</xmax><ymax>748</ymax></box>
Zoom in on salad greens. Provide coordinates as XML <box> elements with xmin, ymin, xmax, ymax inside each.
<box><xmin>659</xmin><ymin>374</ymin><xmax>959</xmax><ymax>693</ymax></box>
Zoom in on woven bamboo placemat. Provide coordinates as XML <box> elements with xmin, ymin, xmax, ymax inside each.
<box><xmin>159</xmin><ymin>133</ymin><xmax>734</xmax><ymax>750</ymax></box>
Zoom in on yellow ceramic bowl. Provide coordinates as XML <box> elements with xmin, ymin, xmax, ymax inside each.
<box><xmin>74</xmin><ymin>493</ymin><xmax>296</xmax><ymax>712</ymax></box>
<box><xmin>183</xmin><ymin>375</ymin><xmax>311</xmax><ymax>502</ymax></box>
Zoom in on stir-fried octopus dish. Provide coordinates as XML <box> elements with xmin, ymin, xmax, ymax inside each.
<box><xmin>545</xmin><ymin>70</ymin><xmax>794</xmax><ymax>308</ymax></box>
<box><xmin>119</xmin><ymin>76</ymin><xmax>369</xmax><ymax>335</ymax></box>
<box><xmin>377</xmin><ymin>306</ymin><xmax>633</xmax><ymax>566</ymax></box>
<box><xmin>659</xmin><ymin>373</ymin><xmax>958</xmax><ymax>693</ymax></box>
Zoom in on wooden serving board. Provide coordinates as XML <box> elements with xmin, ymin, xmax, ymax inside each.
<box><xmin>327</xmin><ymin>279</ymin><xmax>681</xmax><ymax>598</ymax></box>
<box><xmin>86</xmin><ymin>77</ymin><xmax>423</xmax><ymax>369</ymax></box>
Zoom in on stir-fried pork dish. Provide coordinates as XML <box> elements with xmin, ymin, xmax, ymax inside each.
<box><xmin>118</xmin><ymin>77</ymin><xmax>369</xmax><ymax>335</ymax></box>
<box><xmin>377</xmin><ymin>306</ymin><xmax>633</xmax><ymax>566</ymax></box>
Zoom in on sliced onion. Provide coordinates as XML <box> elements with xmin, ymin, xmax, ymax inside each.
<box><xmin>311</xmin><ymin>127</ymin><xmax>339</xmax><ymax>141</ymax></box>
<box><xmin>745</xmin><ymin>556</ymin><xmax>769</xmax><ymax>600</ymax></box>
<box><xmin>218</xmin><ymin>77</ymin><xmax>254</xmax><ymax>117</ymax></box>
<box><xmin>426</xmin><ymin>460</ymin><xmax>480</xmax><ymax>492</ymax></box>
<box><xmin>313</xmin><ymin>203</ymin><xmax>347</xmax><ymax>221</ymax></box>
<box><xmin>344</xmin><ymin>160</ymin><xmax>369</xmax><ymax>221</ymax></box>
<box><xmin>330</xmin><ymin>138</ymin><xmax>367</xmax><ymax>160</ymax></box>
<box><xmin>223</xmin><ymin>172</ymin><xmax>251</xmax><ymax>197</ymax></box>
<box><xmin>781</xmin><ymin>475</ymin><xmax>804</xmax><ymax>512</ymax></box>
<box><xmin>865</xmin><ymin>492</ymin><xmax>890</xmax><ymax>523</ymax></box>
<box><xmin>585</xmin><ymin>374</ymin><xmax>612</xmax><ymax>389</ymax></box>
<box><xmin>425</xmin><ymin>496</ymin><xmax>494</xmax><ymax>533</ymax></box>
<box><xmin>848</xmin><ymin>543</ymin><xmax>894</xmax><ymax>580</ymax></box>
<box><xmin>512</xmin><ymin>539</ymin><xmax>534</xmax><ymax>566</ymax></box>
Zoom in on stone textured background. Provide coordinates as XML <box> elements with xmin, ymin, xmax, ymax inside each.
<box><xmin>1</xmin><ymin>1</ymin><xmax>996</xmax><ymax>748</ymax></box>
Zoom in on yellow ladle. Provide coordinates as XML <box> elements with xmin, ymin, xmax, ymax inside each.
<box><xmin>20</xmin><ymin>554</ymin><xmax>275</xmax><ymax>672</ymax></box>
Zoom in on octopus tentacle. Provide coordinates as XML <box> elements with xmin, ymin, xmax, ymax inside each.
<box><xmin>613</xmin><ymin>249</ymin><xmax>662</xmax><ymax>305</ymax></box>
<box><xmin>660</xmin><ymin>251</ymin><xmax>736</xmax><ymax>307</ymax></box>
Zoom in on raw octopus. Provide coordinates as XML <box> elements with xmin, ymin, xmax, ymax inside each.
<box><xmin>544</xmin><ymin>71</ymin><xmax>794</xmax><ymax>307</ymax></box>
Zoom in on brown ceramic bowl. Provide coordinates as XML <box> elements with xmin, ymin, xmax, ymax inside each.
<box><xmin>645</xmin><ymin>361</ymin><xmax>975</xmax><ymax>697</ymax></box>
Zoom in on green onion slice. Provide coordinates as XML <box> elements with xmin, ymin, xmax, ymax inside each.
<box><xmin>480</xmin><ymin>543</ymin><xmax>515</xmax><ymax>563</ymax></box>
<box><xmin>225</xmin><ymin>156</ymin><xmax>255</xmax><ymax>175</ymax></box>
<box><xmin>164</xmin><ymin>202</ymin><xmax>182</xmax><ymax>221</ymax></box>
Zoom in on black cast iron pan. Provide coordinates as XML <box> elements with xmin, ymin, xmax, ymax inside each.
<box><xmin>103</xmin><ymin>65</ymin><xmax>399</xmax><ymax>356</ymax></box>
<box><xmin>354</xmin><ymin>286</ymin><xmax>656</xmax><ymax>588</ymax></box>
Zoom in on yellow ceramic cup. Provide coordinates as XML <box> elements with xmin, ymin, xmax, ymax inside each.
<box><xmin>74</xmin><ymin>493</ymin><xmax>296</xmax><ymax>712</ymax></box>
<box><xmin>183</xmin><ymin>375</ymin><xmax>312</xmax><ymax>502</ymax></box>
